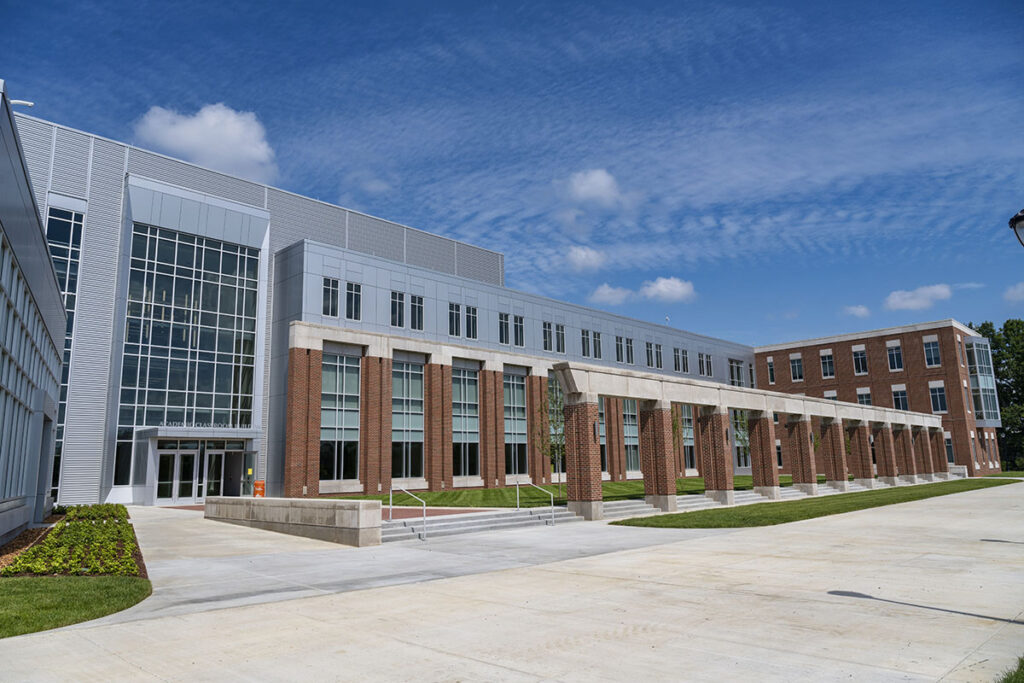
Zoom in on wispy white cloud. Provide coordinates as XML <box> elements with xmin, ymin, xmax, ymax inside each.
<box><xmin>1004</xmin><ymin>283</ymin><xmax>1024</xmax><ymax>303</ymax></box>
<box><xmin>639</xmin><ymin>276</ymin><xmax>696</xmax><ymax>303</ymax></box>
<box><xmin>134</xmin><ymin>104</ymin><xmax>277</xmax><ymax>183</ymax></box>
<box><xmin>884</xmin><ymin>284</ymin><xmax>952</xmax><ymax>311</ymax></box>
<box><xmin>567</xmin><ymin>245</ymin><xmax>606</xmax><ymax>271</ymax></box>
<box><xmin>565</xmin><ymin>169</ymin><xmax>622</xmax><ymax>208</ymax></box>
<box><xmin>843</xmin><ymin>304</ymin><xmax>870</xmax><ymax>318</ymax></box>
<box><xmin>588</xmin><ymin>283</ymin><xmax>632</xmax><ymax>305</ymax></box>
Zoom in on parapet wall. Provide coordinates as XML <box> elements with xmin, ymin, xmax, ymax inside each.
<box><xmin>205</xmin><ymin>497</ymin><xmax>381</xmax><ymax>547</ymax></box>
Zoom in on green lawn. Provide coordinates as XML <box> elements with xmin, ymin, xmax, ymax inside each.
<box><xmin>998</xmin><ymin>655</ymin><xmax>1024</xmax><ymax>683</ymax></box>
<box><xmin>990</xmin><ymin>471</ymin><xmax>1024</xmax><ymax>478</ymax></box>
<box><xmin>339</xmin><ymin>474</ymin><xmax>828</xmax><ymax>508</ymax></box>
<box><xmin>611</xmin><ymin>478</ymin><xmax>1018</xmax><ymax>529</ymax></box>
<box><xmin>0</xmin><ymin>576</ymin><xmax>151</xmax><ymax>639</ymax></box>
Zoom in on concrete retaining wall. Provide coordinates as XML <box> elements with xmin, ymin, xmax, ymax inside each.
<box><xmin>205</xmin><ymin>497</ymin><xmax>382</xmax><ymax>547</ymax></box>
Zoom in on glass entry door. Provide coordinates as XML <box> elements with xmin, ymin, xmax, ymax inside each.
<box><xmin>204</xmin><ymin>451</ymin><xmax>224</xmax><ymax>497</ymax></box>
<box><xmin>156</xmin><ymin>450</ymin><xmax>200</xmax><ymax>504</ymax></box>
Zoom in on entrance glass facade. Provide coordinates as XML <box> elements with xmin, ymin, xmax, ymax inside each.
<box><xmin>452</xmin><ymin>368</ymin><xmax>480</xmax><ymax>477</ymax></box>
<box><xmin>154</xmin><ymin>439</ymin><xmax>250</xmax><ymax>503</ymax></box>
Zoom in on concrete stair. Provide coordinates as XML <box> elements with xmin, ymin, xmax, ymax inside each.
<box><xmin>675</xmin><ymin>495</ymin><xmax>723</xmax><ymax>512</ymax></box>
<box><xmin>601</xmin><ymin>499</ymin><xmax>661</xmax><ymax>520</ymax></box>
<box><xmin>778</xmin><ymin>487</ymin><xmax>809</xmax><ymax>500</ymax></box>
<box><xmin>731</xmin><ymin>490</ymin><xmax>771</xmax><ymax>505</ymax></box>
<box><xmin>381</xmin><ymin>507</ymin><xmax>582</xmax><ymax>542</ymax></box>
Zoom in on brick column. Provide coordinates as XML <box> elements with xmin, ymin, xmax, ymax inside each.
<box><xmin>820</xmin><ymin>418</ymin><xmax>849</xmax><ymax>492</ymax></box>
<box><xmin>564</xmin><ymin>398</ymin><xmax>603</xmax><ymax>520</ymax></box>
<box><xmin>930</xmin><ymin>428</ymin><xmax>950</xmax><ymax>478</ymax></box>
<box><xmin>846</xmin><ymin>422</ymin><xmax>875</xmax><ymax>487</ymax></box>
<box><xmin>424</xmin><ymin>363</ymin><xmax>452</xmax><ymax>491</ymax></box>
<box><xmin>912</xmin><ymin>427</ymin><xmax>934</xmax><ymax>481</ymax></box>
<box><xmin>894</xmin><ymin>426</ymin><xmax>918</xmax><ymax>484</ymax></box>
<box><xmin>786</xmin><ymin>416</ymin><xmax>817</xmax><ymax>495</ymax></box>
<box><xmin>671</xmin><ymin>404</ymin><xmax>685</xmax><ymax>478</ymax></box>
<box><xmin>526</xmin><ymin>374</ymin><xmax>550</xmax><ymax>484</ymax></box>
<box><xmin>284</xmin><ymin>347</ymin><xmax>322</xmax><ymax>498</ymax></box>
<box><xmin>697</xmin><ymin>406</ymin><xmax>733</xmax><ymax>504</ymax></box>
<box><xmin>360</xmin><ymin>356</ymin><xmax>392</xmax><ymax>495</ymax></box>
<box><xmin>478</xmin><ymin>369</ymin><xmax>505</xmax><ymax>488</ymax></box>
<box><xmin>604</xmin><ymin>397</ymin><xmax>626</xmax><ymax>481</ymax></box>
<box><xmin>748</xmin><ymin>411</ymin><xmax>780</xmax><ymax>500</ymax></box>
<box><xmin>638</xmin><ymin>401</ymin><xmax>678</xmax><ymax>511</ymax></box>
<box><xmin>873</xmin><ymin>424</ymin><xmax>898</xmax><ymax>486</ymax></box>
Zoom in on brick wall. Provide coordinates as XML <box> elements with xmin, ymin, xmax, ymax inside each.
<box><xmin>697</xmin><ymin>408</ymin><xmax>732</xmax><ymax>492</ymax></box>
<box><xmin>638</xmin><ymin>405</ymin><xmax>675</xmax><ymax>497</ymax></box>
<box><xmin>564</xmin><ymin>401</ymin><xmax>602</xmax><ymax>501</ymax></box>
<box><xmin>284</xmin><ymin>347</ymin><xmax>322</xmax><ymax>498</ymax></box>
<box><xmin>748</xmin><ymin>414</ymin><xmax>779</xmax><ymax>488</ymax></box>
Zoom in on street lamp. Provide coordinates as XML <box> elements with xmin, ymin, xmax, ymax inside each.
<box><xmin>1011</xmin><ymin>209</ymin><xmax>1024</xmax><ymax>250</ymax></box>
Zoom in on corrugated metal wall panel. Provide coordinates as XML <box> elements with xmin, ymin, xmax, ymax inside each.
<box><xmin>127</xmin><ymin>149</ymin><xmax>264</xmax><ymax>208</ymax></box>
<box><xmin>347</xmin><ymin>212</ymin><xmax>404</xmax><ymax>262</ymax></box>
<box><xmin>406</xmin><ymin>229</ymin><xmax>456</xmax><ymax>275</ymax></box>
<box><xmin>12</xmin><ymin>116</ymin><xmax>52</xmax><ymax>212</ymax></box>
<box><xmin>60</xmin><ymin>138</ymin><xmax>126</xmax><ymax>504</ymax></box>
<box><xmin>266</xmin><ymin>188</ymin><xmax>346</xmax><ymax>247</ymax></box>
<box><xmin>457</xmin><ymin>243</ymin><xmax>503</xmax><ymax>286</ymax></box>
<box><xmin>50</xmin><ymin>128</ymin><xmax>90</xmax><ymax>198</ymax></box>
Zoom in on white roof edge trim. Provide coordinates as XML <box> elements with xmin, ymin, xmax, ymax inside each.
<box><xmin>754</xmin><ymin>319</ymin><xmax>978</xmax><ymax>353</ymax></box>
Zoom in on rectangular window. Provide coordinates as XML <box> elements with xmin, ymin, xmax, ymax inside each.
<box><xmin>857</xmin><ymin>389</ymin><xmax>872</xmax><ymax>406</ymax></box>
<box><xmin>542</xmin><ymin>322</ymin><xmax>553</xmax><ymax>351</ymax></box>
<box><xmin>623</xmin><ymin>399</ymin><xmax>640</xmax><ymax>471</ymax></box>
<box><xmin>581</xmin><ymin>330</ymin><xmax>591</xmax><ymax>357</ymax></box>
<box><xmin>924</xmin><ymin>339</ymin><xmax>941</xmax><ymax>367</ymax></box>
<box><xmin>776</xmin><ymin>442</ymin><xmax>783</xmax><ymax>467</ymax></box>
<box><xmin>767</xmin><ymin>358</ymin><xmax>775</xmax><ymax>384</ymax></box>
<box><xmin>698</xmin><ymin>353</ymin><xmax>705</xmax><ymax>376</ymax></box>
<box><xmin>655</xmin><ymin>344</ymin><xmax>663</xmax><ymax>369</ymax></box>
<box><xmin>320</xmin><ymin>353</ymin><xmax>360</xmax><ymax>480</ymax></box>
<box><xmin>945</xmin><ymin>436</ymin><xmax>954</xmax><ymax>464</ymax></box>
<box><xmin>824</xmin><ymin>390</ymin><xmax>838</xmax><ymax>401</ymax></box>
<box><xmin>790</xmin><ymin>357</ymin><xmax>803</xmax><ymax>382</ymax></box>
<box><xmin>853</xmin><ymin>349</ymin><xmax>868</xmax><ymax>375</ymax></box>
<box><xmin>820</xmin><ymin>353</ymin><xmax>834</xmax><ymax>379</ymax></box>
<box><xmin>646</xmin><ymin>342</ymin><xmax>654</xmax><ymax>368</ymax></box>
<box><xmin>322</xmin><ymin>278</ymin><xmax>339</xmax><ymax>317</ymax></box>
<box><xmin>555</xmin><ymin>324</ymin><xmax>565</xmax><ymax>353</ymax></box>
<box><xmin>513</xmin><ymin>315</ymin><xmax>525</xmax><ymax>347</ymax></box>
<box><xmin>598</xmin><ymin>396</ymin><xmax>607</xmax><ymax>472</ymax></box>
<box><xmin>498</xmin><ymin>313</ymin><xmax>510</xmax><ymax>344</ymax></box>
<box><xmin>452</xmin><ymin>368</ymin><xmax>480</xmax><ymax>477</ymax></box>
<box><xmin>673</xmin><ymin>348</ymin><xmax>681</xmax><ymax>372</ymax></box>
<box><xmin>615</xmin><ymin>336</ymin><xmax>624</xmax><ymax>363</ymax></box>
<box><xmin>593</xmin><ymin>332</ymin><xmax>602</xmax><ymax>359</ymax></box>
<box><xmin>346</xmin><ymin>282</ymin><xmax>361</xmax><ymax>320</ymax></box>
<box><xmin>390</xmin><ymin>291</ymin><xmax>404</xmax><ymax>327</ymax></box>
<box><xmin>465</xmin><ymin>306</ymin><xmax>477</xmax><ymax>339</ymax></box>
<box><xmin>732</xmin><ymin>411</ymin><xmax>750</xmax><ymax>468</ymax></box>
<box><xmin>681</xmin><ymin>404</ymin><xmax>696</xmax><ymax>469</ymax></box>
<box><xmin>888</xmin><ymin>343</ymin><xmax>904</xmax><ymax>371</ymax></box>
<box><xmin>729</xmin><ymin>359</ymin><xmax>744</xmax><ymax>386</ymax></box>
<box><xmin>930</xmin><ymin>385</ymin><xmax>948</xmax><ymax>413</ymax></box>
<box><xmin>892</xmin><ymin>389</ymin><xmax>909</xmax><ymax>411</ymax></box>
<box><xmin>392</xmin><ymin>361</ymin><xmax>425</xmax><ymax>478</ymax></box>
<box><xmin>448</xmin><ymin>303</ymin><xmax>461</xmax><ymax>336</ymax></box>
<box><xmin>410</xmin><ymin>295</ymin><xmax>424</xmax><ymax>331</ymax></box>
<box><xmin>504</xmin><ymin>374</ymin><xmax>528</xmax><ymax>476</ymax></box>
<box><xmin>705</xmin><ymin>354</ymin><xmax>713</xmax><ymax>377</ymax></box>
<box><xmin>625</xmin><ymin>338</ymin><xmax>634</xmax><ymax>364</ymax></box>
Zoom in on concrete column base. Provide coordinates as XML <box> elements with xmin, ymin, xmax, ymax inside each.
<box><xmin>878</xmin><ymin>476</ymin><xmax>899</xmax><ymax>487</ymax></box>
<box><xmin>899</xmin><ymin>475</ymin><xmax>920</xmax><ymax>485</ymax></box>
<box><xmin>918</xmin><ymin>473</ymin><xmax>936</xmax><ymax>482</ymax></box>
<box><xmin>705</xmin><ymin>489</ymin><xmax>735</xmax><ymax>505</ymax></box>
<box><xmin>827</xmin><ymin>480</ymin><xmax>850</xmax><ymax>492</ymax></box>
<box><xmin>568</xmin><ymin>500</ymin><xmax>603</xmax><ymax>521</ymax></box>
<box><xmin>933</xmin><ymin>472</ymin><xmax>952</xmax><ymax>481</ymax></box>
<box><xmin>753</xmin><ymin>486</ymin><xmax>781</xmax><ymax>500</ymax></box>
<box><xmin>853</xmin><ymin>478</ymin><xmax>878</xmax><ymax>489</ymax></box>
<box><xmin>645</xmin><ymin>495</ymin><xmax>678</xmax><ymax>512</ymax></box>
<box><xmin>794</xmin><ymin>483</ymin><xmax>818</xmax><ymax>496</ymax></box>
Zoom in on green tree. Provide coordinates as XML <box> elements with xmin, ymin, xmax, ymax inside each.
<box><xmin>538</xmin><ymin>377</ymin><xmax>566</xmax><ymax>496</ymax></box>
<box><xmin>972</xmin><ymin>320</ymin><xmax>1024</xmax><ymax>470</ymax></box>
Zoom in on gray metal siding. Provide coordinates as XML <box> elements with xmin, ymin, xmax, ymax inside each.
<box><xmin>12</xmin><ymin>116</ymin><xmax>51</xmax><ymax>213</ymax></box>
<box><xmin>457</xmin><ymin>243</ymin><xmax>504</xmax><ymax>286</ymax></box>
<box><xmin>347</xmin><ymin>212</ymin><xmax>405</xmax><ymax>262</ymax></box>
<box><xmin>50</xmin><ymin>128</ymin><xmax>91</xmax><ymax>199</ymax></box>
<box><xmin>126</xmin><ymin>149</ymin><xmax>265</xmax><ymax>208</ymax></box>
<box><xmin>406</xmin><ymin>229</ymin><xmax>456</xmax><ymax>275</ymax></box>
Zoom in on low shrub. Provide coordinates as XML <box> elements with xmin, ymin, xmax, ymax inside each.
<box><xmin>64</xmin><ymin>504</ymin><xmax>128</xmax><ymax>522</ymax></box>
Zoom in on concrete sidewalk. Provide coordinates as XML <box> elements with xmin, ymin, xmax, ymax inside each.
<box><xmin>3</xmin><ymin>482</ymin><xmax>1023</xmax><ymax>681</ymax></box>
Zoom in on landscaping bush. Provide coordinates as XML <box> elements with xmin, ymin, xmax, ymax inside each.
<box><xmin>63</xmin><ymin>503</ymin><xmax>129</xmax><ymax>522</ymax></box>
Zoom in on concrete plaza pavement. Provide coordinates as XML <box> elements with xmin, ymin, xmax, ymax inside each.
<box><xmin>2</xmin><ymin>482</ymin><xmax>1022</xmax><ymax>681</ymax></box>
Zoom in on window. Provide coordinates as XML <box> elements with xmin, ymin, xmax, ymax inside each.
<box><xmin>824</xmin><ymin>390</ymin><xmax>837</xmax><ymax>401</ymax></box>
<box><xmin>320</xmin><ymin>353</ymin><xmax>360</xmax><ymax>480</ymax></box>
<box><xmin>944</xmin><ymin>437</ymin><xmax>954</xmax><ymax>464</ymax></box>
<box><xmin>698</xmin><ymin>353</ymin><xmax>706</xmax><ymax>376</ymax></box>
<box><xmin>820</xmin><ymin>353</ymin><xmax>834</xmax><ymax>379</ymax></box>
<box><xmin>857</xmin><ymin>389</ymin><xmax>872</xmax><ymax>406</ymax></box>
<box><xmin>924</xmin><ymin>339</ymin><xmax>941</xmax><ymax>367</ymax></box>
<box><xmin>498</xmin><ymin>313</ymin><xmax>510</xmax><ymax>344</ymax></box>
<box><xmin>593</xmin><ymin>332</ymin><xmax>602</xmax><ymax>359</ymax></box>
<box><xmin>790</xmin><ymin>356</ymin><xmax>803</xmax><ymax>382</ymax></box>
<box><xmin>887</xmin><ymin>343</ymin><xmax>903</xmax><ymax>371</ymax></box>
<box><xmin>390</xmin><ymin>291</ymin><xmax>404</xmax><ymax>327</ymax></box>
<box><xmin>646</xmin><ymin>342</ymin><xmax>655</xmax><ymax>368</ymax></box>
<box><xmin>749</xmin><ymin>364</ymin><xmax>755</xmax><ymax>388</ymax></box>
<box><xmin>681</xmin><ymin>405</ymin><xmax>696</xmax><ymax>469</ymax></box>
<box><xmin>623</xmin><ymin>399</ymin><xmax>640</xmax><ymax>471</ymax></box>
<box><xmin>892</xmin><ymin>388</ymin><xmax>909</xmax><ymax>411</ymax></box>
<box><xmin>625</xmin><ymin>338</ymin><xmax>634</xmax><ymax>364</ymax></box>
<box><xmin>732</xmin><ymin>411</ymin><xmax>750</xmax><ymax>468</ymax></box>
<box><xmin>465</xmin><ymin>306</ymin><xmax>477</xmax><ymax>339</ymax></box>
<box><xmin>543</xmin><ymin>322</ymin><xmax>553</xmax><ymax>351</ymax></box>
<box><xmin>680</xmin><ymin>349</ymin><xmax>689</xmax><ymax>373</ymax></box>
<box><xmin>582</xmin><ymin>330</ymin><xmax>591</xmax><ymax>357</ymax></box>
<box><xmin>555</xmin><ymin>324</ymin><xmax>565</xmax><ymax>353</ymax></box>
<box><xmin>615</xmin><ymin>336</ymin><xmax>624</xmax><ymax>363</ymax></box>
<box><xmin>392</xmin><ymin>361</ymin><xmax>424</xmax><ymax>478</ymax></box>
<box><xmin>345</xmin><ymin>282</ymin><xmax>361</xmax><ymax>320</ymax></box>
<box><xmin>598</xmin><ymin>396</ymin><xmax>607</xmax><ymax>472</ymax></box>
<box><xmin>513</xmin><ymin>315</ymin><xmax>524</xmax><ymax>346</ymax></box>
<box><xmin>767</xmin><ymin>358</ymin><xmax>775</xmax><ymax>384</ymax></box>
<box><xmin>452</xmin><ymin>368</ymin><xmax>480</xmax><ymax>477</ymax></box>
<box><xmin>655</xmin><ymin>344</ymin><xmax>663</xmax><ymax>369</ymax></box>
<box><xmin>322</xmin><ymin>278</ymin><xmax>339</xmax><ymax>316</ymax></box>
<box><xmin>410</xmin><ymin>295</ymin><xmax>424</xmax><ymax>330</ymax></box>
<box><xmin>775</xmin><ymin>441</ymin><xmax>783</xmax><ymax>467</ymax></box>
<box><xmin>729</xmin><ymin>359</ymin><xmax>744</xmax><ymax>386</ymax></box>
<box><xmin>853</xmin><ymin>348</ymin><xmax>868</xmax><ymax>375</ymax></box>
<box><xmin>930</xmin><ymin>385</ymin><xmax>948</xmax><ymax>413</ymax></box>
<box><xmin>705</xmin><ymin>354</ymin><xmax>713</xmax><ymax>377</ymax></box>
<box><xmin>504</xmin><ymin>374</ymin><xmax>528</xmax><ymax>475</ymax></box>
<box><xmin>448</xmin><ymin>303</ymin><xmax>461</xmax><ymax>336</ymax></box>
<box><xmin>673</xmin><ymin>348</ymin><xmax>682</xmax><ymax>372</ymax></box>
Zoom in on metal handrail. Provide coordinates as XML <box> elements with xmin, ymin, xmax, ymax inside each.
<box><xmin>389</xmin><ymin>486</ymin><xmax>428</xmax><ymax>540</ymax></box>
<box><xmin>515</xmin><ymin>480</ymin><xmax>556</xmax><ymax>525</ymax></box>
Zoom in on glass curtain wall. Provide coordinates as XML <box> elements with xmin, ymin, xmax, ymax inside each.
<box><xmin>320</xmin><ymin>353</ymin><xmax>360</xmax><ymax>480</ymax></box>
<box><xmin>392</xmin><ymin>361</ymin><xmax>424</xmax><ymax>478</ymax></box>
<box><xmin>452</xmin><ymin>368</ymin><xmax>480</xmax><ymax>477</ymax></box>
<box><xmin>504</xmin><ymin>374</ymin><xmax>528</xmax><ymax>475</ymax></box>
<box><xmin>623</xmin><ymin>399</ymin><xmax>640</xmax><ymax>471</ymax></box>
<box><xmin>681</xmin><ymin>404</ymin><xmax>696</xmax><ymax>469</ymax></box>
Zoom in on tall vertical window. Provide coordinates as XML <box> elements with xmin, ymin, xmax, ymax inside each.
<box><xmin>345</xmin><ymin>282</ymin><xmax>361</xmax><ymax>320</ymax></box>
<box><xmin>498</xmin><ymin>313</ymin><xmax>510</xmax><ymax>344</ymax></box>
<box><xmin>390</xmin><ymin>291</ymin><xmax>404</xmax><ymax>327</ymax></box>
<box><xmin>615</xmin><ymin>336</ymin><xmax>624</xmax><ymax>362</ymax></box>
<box><xmin>923</xmin><ymin>339</ymin><xmax>941</xmax><ymax>367</ymax></box>
<box><xmin>645</xmin><ymin>341</ymin><xmax>654</xmax><ymax>367</ymax></box>
<box><xmin>776</xmin><ymin>441</ymin><xmax>783</xmax><ymax>467</ymax></box>
<box><xmin>892</xmin><ymin>388</ymin><xmax>909</xmax><ymax>410</ymax></box>
<box><xmin>681</xmin><ymin>404</ymin><xmax>695</xmax><ymax>469</ymax></box>
<box><xmin>680</xmin><ymin>349</ymin><xmax>689</xmax><ymax>373</ymax></box>
<box><xmin>732</xmin><ymin>411</ymin><xmax>750</xmax><ymax>468</ymax></box>
<box><xmin>625</xmin><ymin>338</ymin><xmax>634</xmax><ymax>364</ymax></box>
<box><xmin>452</xmin><ymin>368</ymin><xmax>480</xmax><ymax>477</ymax></box>
<box><xmin>623</xmin><ymin>399</ymin><xmax>640</xmax><ymax>471</ymax></box>
<box><xmin>542</xmin><ymin>321</ymin><xmax>552</xmax><ymax>351</ymax></box>
<box><xmin>117</xmin><ymin>225</ymin><xmax>259</xmax><ymax>486</ymax></box>
<box><xmin>392</xmin><ymin>361</ymin><xmax>424</xmax><ymax>478</ymax></box>
<box><xmin>729</xmin><ymin>359</ymin><xmax>744</xmax><ymax>386</ymax></box>
<box><xmin>887</xmin><ymin>343</ymin><xmax>903</xmax><ymax>371</ymax></box>
<box><xmin>767</xmin><ymin>358</ymin><xmax>775</xmax><ymax>384</ymax></box>
<box><xmin>673</xmin><ymin>348</ymin><xmax>682</xmax><ymax>372</ymax></box>
<box><xmin>945</xmin><ymin>436</ymin><xmax>954</xmax><ymax>464</ymax></box>
<box><xmin>853</xmin><ymin>348</ymin><xmax>868</xmax><ymax>375</ymax></box>
<box><xmin>598</xmin><ymin>397</ymin><xmax>607</xmax><ymax>472</ymax></box>
<box><xmin>705</xmin><ymin>354</ymin><xmax>713</xmax><ymax>377</ymax></box>
<box><xmin>44</xmin><ymin>207</ymin><xmax>84</xmax><ymax>497</ymax></box>
<box><xmin>322</xmin><ymin>277</ymin><xmax>339</xmax><ymax>317</ymax></box>
<box><xmin>930</xmin><ymin>385</ymin><xmax>948</xmax><ymax>413</ymax></box>
<box><xmin>593</xmin><ymin>332</ymin><xmax>602</xmax><ymax>359</ymax></box>
<box><xmin>581</xmin><ymin>330</ymin><xmax>591</xmax><ymax>357</ymax></box>
<box><xmin>504</xmin><ymin>374</ymin><xmax>528</xmax><ymax>475</ymax></box>
<box><xmin>513</xmin><ymin>315</ymin><xmax>525</xmax><ymax>347</ymax></box>
<box><xmin>820</xmin><ymin>353</ymin><xmax>834</xmax><ymax>379</ymax></box>
<box><xmin>320</xmin><ymin>353</ymin><xmax>360</xmax><ymax>480</ymax></box>
<box><xmin>555</xmin><ymin>324</ymin><xmax>565</xmax><ymax>353</ymax></box>
<box><xmin>698</xmin><ymin>353</ymin><xmax>706</xmax><ymax>376</ymax></box>
<box><xmin>790</xmin><ymin>356</ymin><xmax>804</xmax><ymax>381</ymax></box>
<box><xmin>465</xmin><ymin>306</ymin><xmax>477</xmax><ymax>339</ymax></box>
<box><xmin>410</xmin><ymin>295</ymin><xmax>423</xmax><ymax>330</ymax></box>
<box><xmin>448</xmin><ymin>303</ymin><xmax>461</xmax><ymax>336</ymax></box>
<box><xmin>655</xmin><ymin>344</ymin><xmax>663</xmax><ymax>369</ymax></box>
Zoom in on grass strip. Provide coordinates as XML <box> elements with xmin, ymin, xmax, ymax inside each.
<box><xmin>611</xmin><ymin>478</ymin><xmax>1018</xmax><ymax>528</ymax></box>
<box><xmin>0</xmin><ymin>576</ymin><xmax>151</xmax><ymax>639</ymax></box>
<box><xmin>998</xmin><ymin>655</ymin><xmax>1024</xmax><ymax>683</ymax></box>
<box><xmin>989</xmin><ymin>471</ymin><xmax>1024</xmax><ymax>478</ymax></box>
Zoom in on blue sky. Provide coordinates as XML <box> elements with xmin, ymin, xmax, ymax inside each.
<box><xmin>4</xmin><ymin>0</ymin><xmax>1022</xmax><ymax>345</ymax></box>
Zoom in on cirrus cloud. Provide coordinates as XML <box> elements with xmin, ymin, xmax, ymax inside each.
<box><xmin>588</xmin><ymin>283</ymin><xmax>632</xmax><ymax>305</ymax></box>
<box><xmin>843</xmin><ymin>304</ymin><xmax>870</xmax><ymax>318</ymax></box>
<box><xmin>883</xmin><ymin>284</ymin><xmax>952</xmax><ymax>311</ymax></box>
<box><xmin>566</xmin><ymin>169</ymin><xmax>622</xmax><ymax>207</ymax></box>
<box><xmin>567</xmin><ymin>245</ymin><xmax>607</xmax><ymax>271</ymax></box>
<box><xmin>1004</xmin><ymin>282</ymin><xmax>1024</xmax><ymax>303</ymax></box>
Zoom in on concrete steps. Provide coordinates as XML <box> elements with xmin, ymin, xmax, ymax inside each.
<box><xmin>778</xmin><ymin>487</ymin><xmax>808</xmax><ymax>500</ymax></box>
<box><xmin>675</xmin><ymin>495</ymin><xmax>723</xmax><ymax>511</ymax></box>
<box><xmin>601</xmin><ymin>499</ymin><xmax>661</xmax><ymax>519</ymax></box>
<box><xmin>381</xmin><ymin>507</ymin><xmax>582</xmax><ymax>542</ymax></box>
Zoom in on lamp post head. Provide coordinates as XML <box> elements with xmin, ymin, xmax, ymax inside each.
<box><xmin>1012</xmin><ymin>209</ymin><xmax>1024</xmax><ymax>250</ymax></box>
